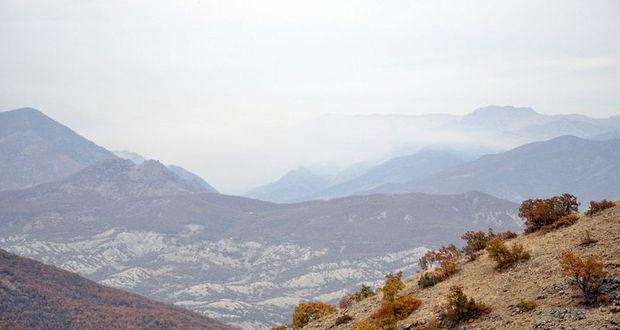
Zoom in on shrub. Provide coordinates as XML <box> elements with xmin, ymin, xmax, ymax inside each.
<box><xmin>516</xmin><ymin>299</ymin><xmax>537</xmax><ymax>312</ymax></box>
<box><xmin>381</xmin><ymin>272</ymin><xmax>405</xmax><ymax>302</ymax></box>
<box><xmin>462</xmin><ymin>230</ymin><xmax>491</xmax><ymax>260</ymax></box>
<box><xmin>418</xmin><ymin>271</ymin><xmax>439</xmax><ymax>289</ymax></box>
<box><xmin>334</xmin><ymin>314</ymin><xmax>353</xmax><ymax>326</ymax></box>
<box><xmin>560</xmin><ymin>251</ymin><xmax>607</xmax><ymax>304</ymax></box>
<box><xmin>441</xmin><ymin>286</ymin><xmax>490</xmax><ymax>327</ymax></box>
<box><xmin>291</xmin><ymin>301</ymin><xmax>336</xmax><ymax>328</ymax></box>
<box><xmin>540</xmin><ymin>213</ymin><xmax>579</xmax><ymax>233</ymax></box>
<box><xmin>352</xmin><ymin>284</ymin><xmax>376</xmax><ymax>302</ymax></box>
<box><xmin>270</xmin><ymin>326</ymin><xmax>287</xmax><ymax>330</ymax></box>
<box><xmin>485</xmin><ymin>239</ymin><xmax>530</xmax><ymax>269</ymax></box>
<box><xmin>585</xmin><ymin>200</ymin><xmax>615</xmax><ymax>217</ymax></box>
<box><xmin>352</xmin><ymin>321</ymin><xmax>378</xmax><ymax>330</ymax></box>
<box><xmin>371</xmin><ymin>296</ymin><xmax>421</xmax><ymax>329</ymax></box>
<box><xmin>519</xmin><ymin>193</ymin><xmax>579</xmax><ymax>233</ymax></box>
<box><xmin>419</xmin><ymin>245</ymin><xmax>460</xmax><ymax>279</ymax></box>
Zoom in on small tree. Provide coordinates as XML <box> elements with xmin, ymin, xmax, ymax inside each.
<box><xmin>518</xmin><ymin>193</ymin><xmax>579</xmax><ymax>233</ymax></box>
<box><xmin>441</xmin><ymin>286</ymin><xmax>490</xmax><ymax>327</ymax></box>
<box><xmin>352</xmin><ymin>284</ymin><xmax>375</xmax><ymax>302</ymax></box>
<box><xmin>381</xmin><ymin>272</ymin><xmax>405</xmax><ymax>302</ymax></box>
<box><xmin>292</xmin><ymin>301</ymin><xmax>336</xmax><ymax>328</ymax></box>
<box><xmin>418</xmin><ymin>245</ymin><xmax>460</xmax><ymax>279</ymax></box>
<box><xmin>485</xmin><ymin>239</ymin><xmax>530</xmax><ymax>269</ymax></box>
<box><xmin>417</xmin><ymin>271</ymin><xmax>439</xmax><ymax>289</ymax></box>
<box><xmin>560</xmin><ymin>251</ymin><xmax>606</xmax><ymax>304</ymax></box>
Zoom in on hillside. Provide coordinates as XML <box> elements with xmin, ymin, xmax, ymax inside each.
<box><xmin>291</xmin><ymin>201</ymin><xmax>620</xmax><ymax>330</ymax></box>
<box><xmin>0</xmin><ymin>249</ymin><xmax>234</xmax><ymax>330</ymax></box>
<box><xmin>373</xmin><ymin>136</ymin><xmax>620</xmax><ymax>203</ymax></box>
<box><xmin>0</xmin><ymin>108</ymin><xmax>117</xmax><ymax>191</ymax></box>
<box><xmin>0</xmin><ymin>158</ymin><xmax>520</xmax><ymax>327</ymax></box>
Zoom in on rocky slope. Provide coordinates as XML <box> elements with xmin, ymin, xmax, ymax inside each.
<box><xmin>298</xmin><ymin>201</ymin><xmax>620</xmax><ymax>330</ymax></box>
<box><xmin>0</xmin><ymin>249</ymin><xmax>235</xmax><ymax>330</ymax></box>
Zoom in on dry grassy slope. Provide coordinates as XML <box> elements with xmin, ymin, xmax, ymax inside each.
<box><xmin>303</xmin><ymin>202</ymin><xmax>620</xmax><ymax>330</ymax></box>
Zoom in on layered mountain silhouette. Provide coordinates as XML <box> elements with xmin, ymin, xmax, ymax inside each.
<box><xmin>247</xmin><ymin>106</ymin><xmax>620</xmax><ymax>203</ymax></box>
<box><xmin>372</xmin><ymin>135</ymin><xmax>620</xmax><ymax>203</ymax></box>
<box><xmin>0</xmin><ymin>249</ymin><xmax>234</xmax><ymax>330</ymax></box>
<box><xmin>0</xmin><ymin>108</ymin><xmax>116</xmax><ymax>191</ymax></box>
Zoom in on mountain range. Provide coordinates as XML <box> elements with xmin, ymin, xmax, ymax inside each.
<box><xmin>1</xmin><ymin>106</ymin><xmax>619</xmax><ymax>329</ymax></box>
<box><xmin>248</xmin><ymin>105</ymin><xmax>620</xmax><ymax>203</ymax></box>
<box><xmin>0</xmin><ymin>132</ymin><xmax>520</xmax><ymax>328</ymax></box>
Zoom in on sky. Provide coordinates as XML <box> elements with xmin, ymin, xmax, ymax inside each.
<box><xmin>1</xmin><ymin>0</ymin><xmax>619</xmax><ymax>193</ymax></box>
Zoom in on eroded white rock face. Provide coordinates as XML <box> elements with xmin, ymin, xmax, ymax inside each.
<box><xmin>1</xmin><ymin>230</ymin><xmax>428</xmax><ymax>329</ymax></box>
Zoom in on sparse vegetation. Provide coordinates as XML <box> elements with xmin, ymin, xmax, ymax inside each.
<box><xmin>353</xmin><ymin>284</ymin><xmax>376</xmax><ymax>302</ymax></box>
<box><xmin>334</xmin><ymin>315</ymin><xmax>353</xmax><ymax>326</ymax></box>
<box><xmin>371</xmin><ymin>296</ymin><xmax>422</xmax><ymax>329</ymax></box>
<box><xmin>585</xmin><ymin>199</ymin><xmax>615</xmax><ymax>217</ymax></box>
<box><xmin>441</xmin><ymin>286</ymin><xmax>490</xmax><ymax>328</ymax></box>
<box><xmin>516</xmin><ymin>299</ymin><xmax>537</xmax><ymax>312</ymax></box>
<box><xmin>417</xmin><ymin>271</ymin><xmax>439</xmax><ymax>289</ymax></box>
<box><xmin>560</xmin><ymin>251</ymin><xmax>607</xmax><ymax>304</ymax></box>
<box><xmin>418</xmin><ymin>245</ymin><xmax>460</xmax><ymax>280</ymax></box>
<box><xmin>485</xmin><ymin>239</ymin><xmax>530</xmax><ymax>269</ymax></box>
<box><xmin>518</xmin><ymin>193</ymin><xmax>579</xmax><ymax>233</ymax></box>
<box><xmin>292</xmin><ymin>301</ymin><xmax>336</xmax><ymax>328</ymax></box>
<box><xmin>381</xmin><ymin>272</ymin><xmax>405</xmax><ymax>302</ymax></box>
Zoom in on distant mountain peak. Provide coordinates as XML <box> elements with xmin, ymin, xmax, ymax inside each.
<box><xmin>0</xmin><ymin>107</ymin><xmax>117</xmax><ymax>191</ymax></box>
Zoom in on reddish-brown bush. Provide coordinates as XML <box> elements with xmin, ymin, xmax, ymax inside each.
<box><xmin>270</xmin><ymin>326</ymin><xmax>287</xmax><ymax>330</ymax></box>
<box><xmin>419</xmin><ymin>245</ymin><xmax>460</xmax><ymax>280</ymax></box>
<box><xmin>371</xmin><ymin>296</ymin><xmax>421</xmax><ymax>329</ymax></box>
<box><xmin>519</xmin><ymin>193</ymin><xmax>579</xmax><ymax>233</ymax></box>
<box><xmin>485</xmin><ymin>239</ymin><xmax>530</xmax><ymax>269</ymax></box>
<box><xmin>560</xmin><ymin>251</ymin><xmax>607</xmax><ymax>304</ymax></box>
<box><xmin>291</xmin><ymin>301</ymin><xmax>336</xmax><ymax>328</ymax></box>
<box><xmin>585</xmin><ymin>200</ymin><xmax>615</xmax><ymax>217</ymax></box>
<box><xmin>441</xmin><ymin>286</ymin><xmax>490</xmax><ymax>327</ymax></box>
<box><xmin>381</xmin><ymin>272</ymin><xmax>405</xmax><ymax>302</ymax></box>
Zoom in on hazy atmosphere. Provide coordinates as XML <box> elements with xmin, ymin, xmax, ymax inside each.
<box><xmin>1</xmin><ymin>0</ymin><xmax>619</xmax><ymax>193</ymax></box>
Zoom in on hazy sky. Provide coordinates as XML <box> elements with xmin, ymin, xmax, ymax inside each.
<box><xmin>1</xmin><ymin>0</ymin><xmax>619</xmax><ymax>193</ymax></box>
